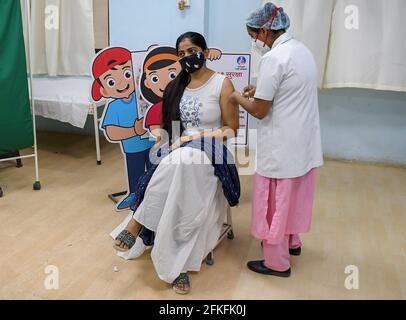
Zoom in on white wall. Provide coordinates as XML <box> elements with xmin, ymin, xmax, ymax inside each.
<box><xmin>37</xmin><ymin>0</ymin><xmax>406</xmax><ymax>166</ymax></box>
<box><xmin>108</xmin><ymin>0</ymin><xmax>207</xmax><ymax>50</ymax></box>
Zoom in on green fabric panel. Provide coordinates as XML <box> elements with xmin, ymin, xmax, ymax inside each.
<box><xmin>0</xmin><ymin>0</ymin><xmax>33</xmax><ymax>155</ymax></box>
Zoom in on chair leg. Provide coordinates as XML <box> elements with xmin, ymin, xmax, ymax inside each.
<box><xmin>227</xmin><ymin>230</ymin><xmax>235</xmax><ymax>240</ymax></box>
<box><xmin>226</xmin><ymin>205</ymin><xmax>235</xmax><ymax>240</ymax></box>
<box><xmin>205</xmin><ymin>206</ymin><xmax>235</xmax><ymax>267</ymax></box>
<box><xmin>206</xmin><ymin>251</ymin><xmax>214</xmax><ymax>266</ymax></box>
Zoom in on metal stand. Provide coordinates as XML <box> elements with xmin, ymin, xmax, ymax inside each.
<box><xmin>89</xmin><ymin>103</ymin><xmax>103</xmax><ymax>165</ymax></box>
<box><xmin>0</xmin><ymin>151</ymin><xmax>23</xmax><ymax>166</ymax></box>
<box><xmin>26</xmin><ymin>0</ymin><xmax>41</xmax><ymax>191</ymax></box>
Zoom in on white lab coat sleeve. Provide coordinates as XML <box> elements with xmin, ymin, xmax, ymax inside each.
<box><xmin>254</xmin><ymin>54</ymin><xmax>284</xmax><ymax>102</ymax></box>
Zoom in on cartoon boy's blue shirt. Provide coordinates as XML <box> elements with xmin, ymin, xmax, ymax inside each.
<box><xmin>101</xmin><ymin>93</ymin><xmax>154</xmax><ymax>153</ymax></box>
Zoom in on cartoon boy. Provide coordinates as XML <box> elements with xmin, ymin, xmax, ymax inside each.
<box><xmin>91</xmin><ymin>47</ymin><xmax>154</xmax><ymax>211</ymax></box>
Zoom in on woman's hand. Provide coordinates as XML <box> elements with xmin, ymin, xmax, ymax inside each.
<box><xmin>243</xmin><ymin>85</ymin><xmax>256</xmax><ymax>98</ymax></box>
<box><xmin>229</xmin><ymin>86</ymin><xmax>256</xmax><ymax>105</ymax></box>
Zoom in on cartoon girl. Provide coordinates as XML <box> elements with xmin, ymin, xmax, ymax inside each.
<box><xmin>140</xmin><ymin>46</ymin><xmax>222</xmax><ymax>138</ymax></box>
<box><xmin>140</xmin><ymin>46</ymin><xmax>181</xmax><ymax>138</ymax></box>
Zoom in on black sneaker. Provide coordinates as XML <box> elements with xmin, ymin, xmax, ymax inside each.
<box><xmin>289</xmin><ymin>247</ymin><xmax>301</xmax><ymax>256</ymax></box>
<box><xmin>247</xmin><ymin>260</ymin><xmax>291</xmax><ymax>277</ymax></box>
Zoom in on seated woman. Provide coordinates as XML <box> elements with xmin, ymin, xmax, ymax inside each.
<box><xmin>110</xmin><ymin>32</ymin><xmax>240</xmax><ymax>295</ymax></box>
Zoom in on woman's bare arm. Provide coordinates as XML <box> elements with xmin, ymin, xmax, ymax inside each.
<box><xmin>176</xmin><ymin>77</ymin><xmax>239</xmax><ymax>147</ymax></box>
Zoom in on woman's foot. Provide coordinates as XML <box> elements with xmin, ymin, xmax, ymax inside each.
<box><xmin>114</xmin><ymin>219</ymin><xmax>141</xmax><ymax>251</ymax></box>
<box><xmin>116</xmin><ymin>193</ymin><xmax>136</xmax><ymax>211</ymax></box>
<box><xmin>172</xmin><ymin>273</ymin><xmax>190</xmax><ymax>295</ymax></box>
<box><xmin>289</xmin><ymin>247</ymin><xmax>301</xmax><ymax>256</ymax></box>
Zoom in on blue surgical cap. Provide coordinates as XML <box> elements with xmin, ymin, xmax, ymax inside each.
<box><xmin>246</xmin><ymin>2</ymin><xmax>290</xmax><ymax>31</ymax></box>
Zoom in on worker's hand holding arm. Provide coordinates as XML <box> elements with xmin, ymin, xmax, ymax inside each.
<box><xmin>230</xmin><ymin>91</ymin><xmax>272</xmax><ymax>120</ymax></box>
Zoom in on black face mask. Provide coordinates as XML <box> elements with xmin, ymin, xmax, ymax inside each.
<box><xmin>179</xmin><ymin>52</ymin><xmax>206</xmax><ymax>74</ymax></box>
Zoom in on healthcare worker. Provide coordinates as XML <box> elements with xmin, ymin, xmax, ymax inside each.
<box><xmin>230</xmin><ymin>2</ymin><xmax>323</xmax><ymax>277</ymax></box>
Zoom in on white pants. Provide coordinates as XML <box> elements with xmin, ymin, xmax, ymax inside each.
<box><xmin>111</xmin><ymin>147</ymin><xmax>226</xmax><ymax>283</ymax></box>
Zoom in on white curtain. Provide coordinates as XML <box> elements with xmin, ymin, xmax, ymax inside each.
<box><xmin>255</xmin><ymin>0</ymin><xmax>334</xmax><ymax>85</ymax></box>
<box><xmin>258</xmin><ymin>0</ymin><xmax>406</xmax><ymax>92</ymax></box>
<box><xmin>21</xmin><ymin>0</ymin><xmax>95</xmax><ymax>76</ymax></box>
<box><xmin>271</xmin><ymin>0</ymin><xmax>334</xmax><ymax>87</ymax></box>
<box><xmin>323</xmin><ymin>0</ymin><xmax>406</xmax><ymax>92</ymax></box>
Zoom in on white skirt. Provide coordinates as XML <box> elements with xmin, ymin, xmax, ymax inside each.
<box><xmin>111</xmin><ymin>147</ymin><xmax>226</xmax><ymax>283</ymax></box>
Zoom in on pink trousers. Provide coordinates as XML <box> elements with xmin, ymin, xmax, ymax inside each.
<box><xmin>251</xmin><ymin>169</ymin><xmax>317</xmax><ymax>271</ymax></box>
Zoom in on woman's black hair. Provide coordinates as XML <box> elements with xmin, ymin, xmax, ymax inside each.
<box><xmin>162</xmin><ymin>32</ymin><xmax>208</xmax><ymax>143</ymax></box>
<box><xmin>140</xmin><ymin>46</ymin><xmax>178</xmax><ymax>105</ymax></box>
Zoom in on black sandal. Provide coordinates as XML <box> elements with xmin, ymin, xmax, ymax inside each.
<box><xmin>113</xmin><ymin>230</ymin><xmax>136</xmax><ymax>252</ymax></box>
<box><xmin>172</xmin><ymin>273</ymin><xmax>190</xmax><ymax>295</ymax></box>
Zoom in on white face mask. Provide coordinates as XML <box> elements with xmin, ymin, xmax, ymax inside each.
<box><xmin>252</xmin><ymin>39</ymin><xmax>271</xmax><ymax>56</ymax></box>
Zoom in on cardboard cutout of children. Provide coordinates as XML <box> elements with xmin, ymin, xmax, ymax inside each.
<box><xmin>91</xmin><ymin>47</ymin><xmax>154</xmax><ymax>211</ymax></box>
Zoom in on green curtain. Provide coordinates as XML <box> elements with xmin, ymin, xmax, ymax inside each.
<box><xmin>0</xmin><ymin>0</ymin><xmax>33</xmax><ymax>155</ymax></box>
